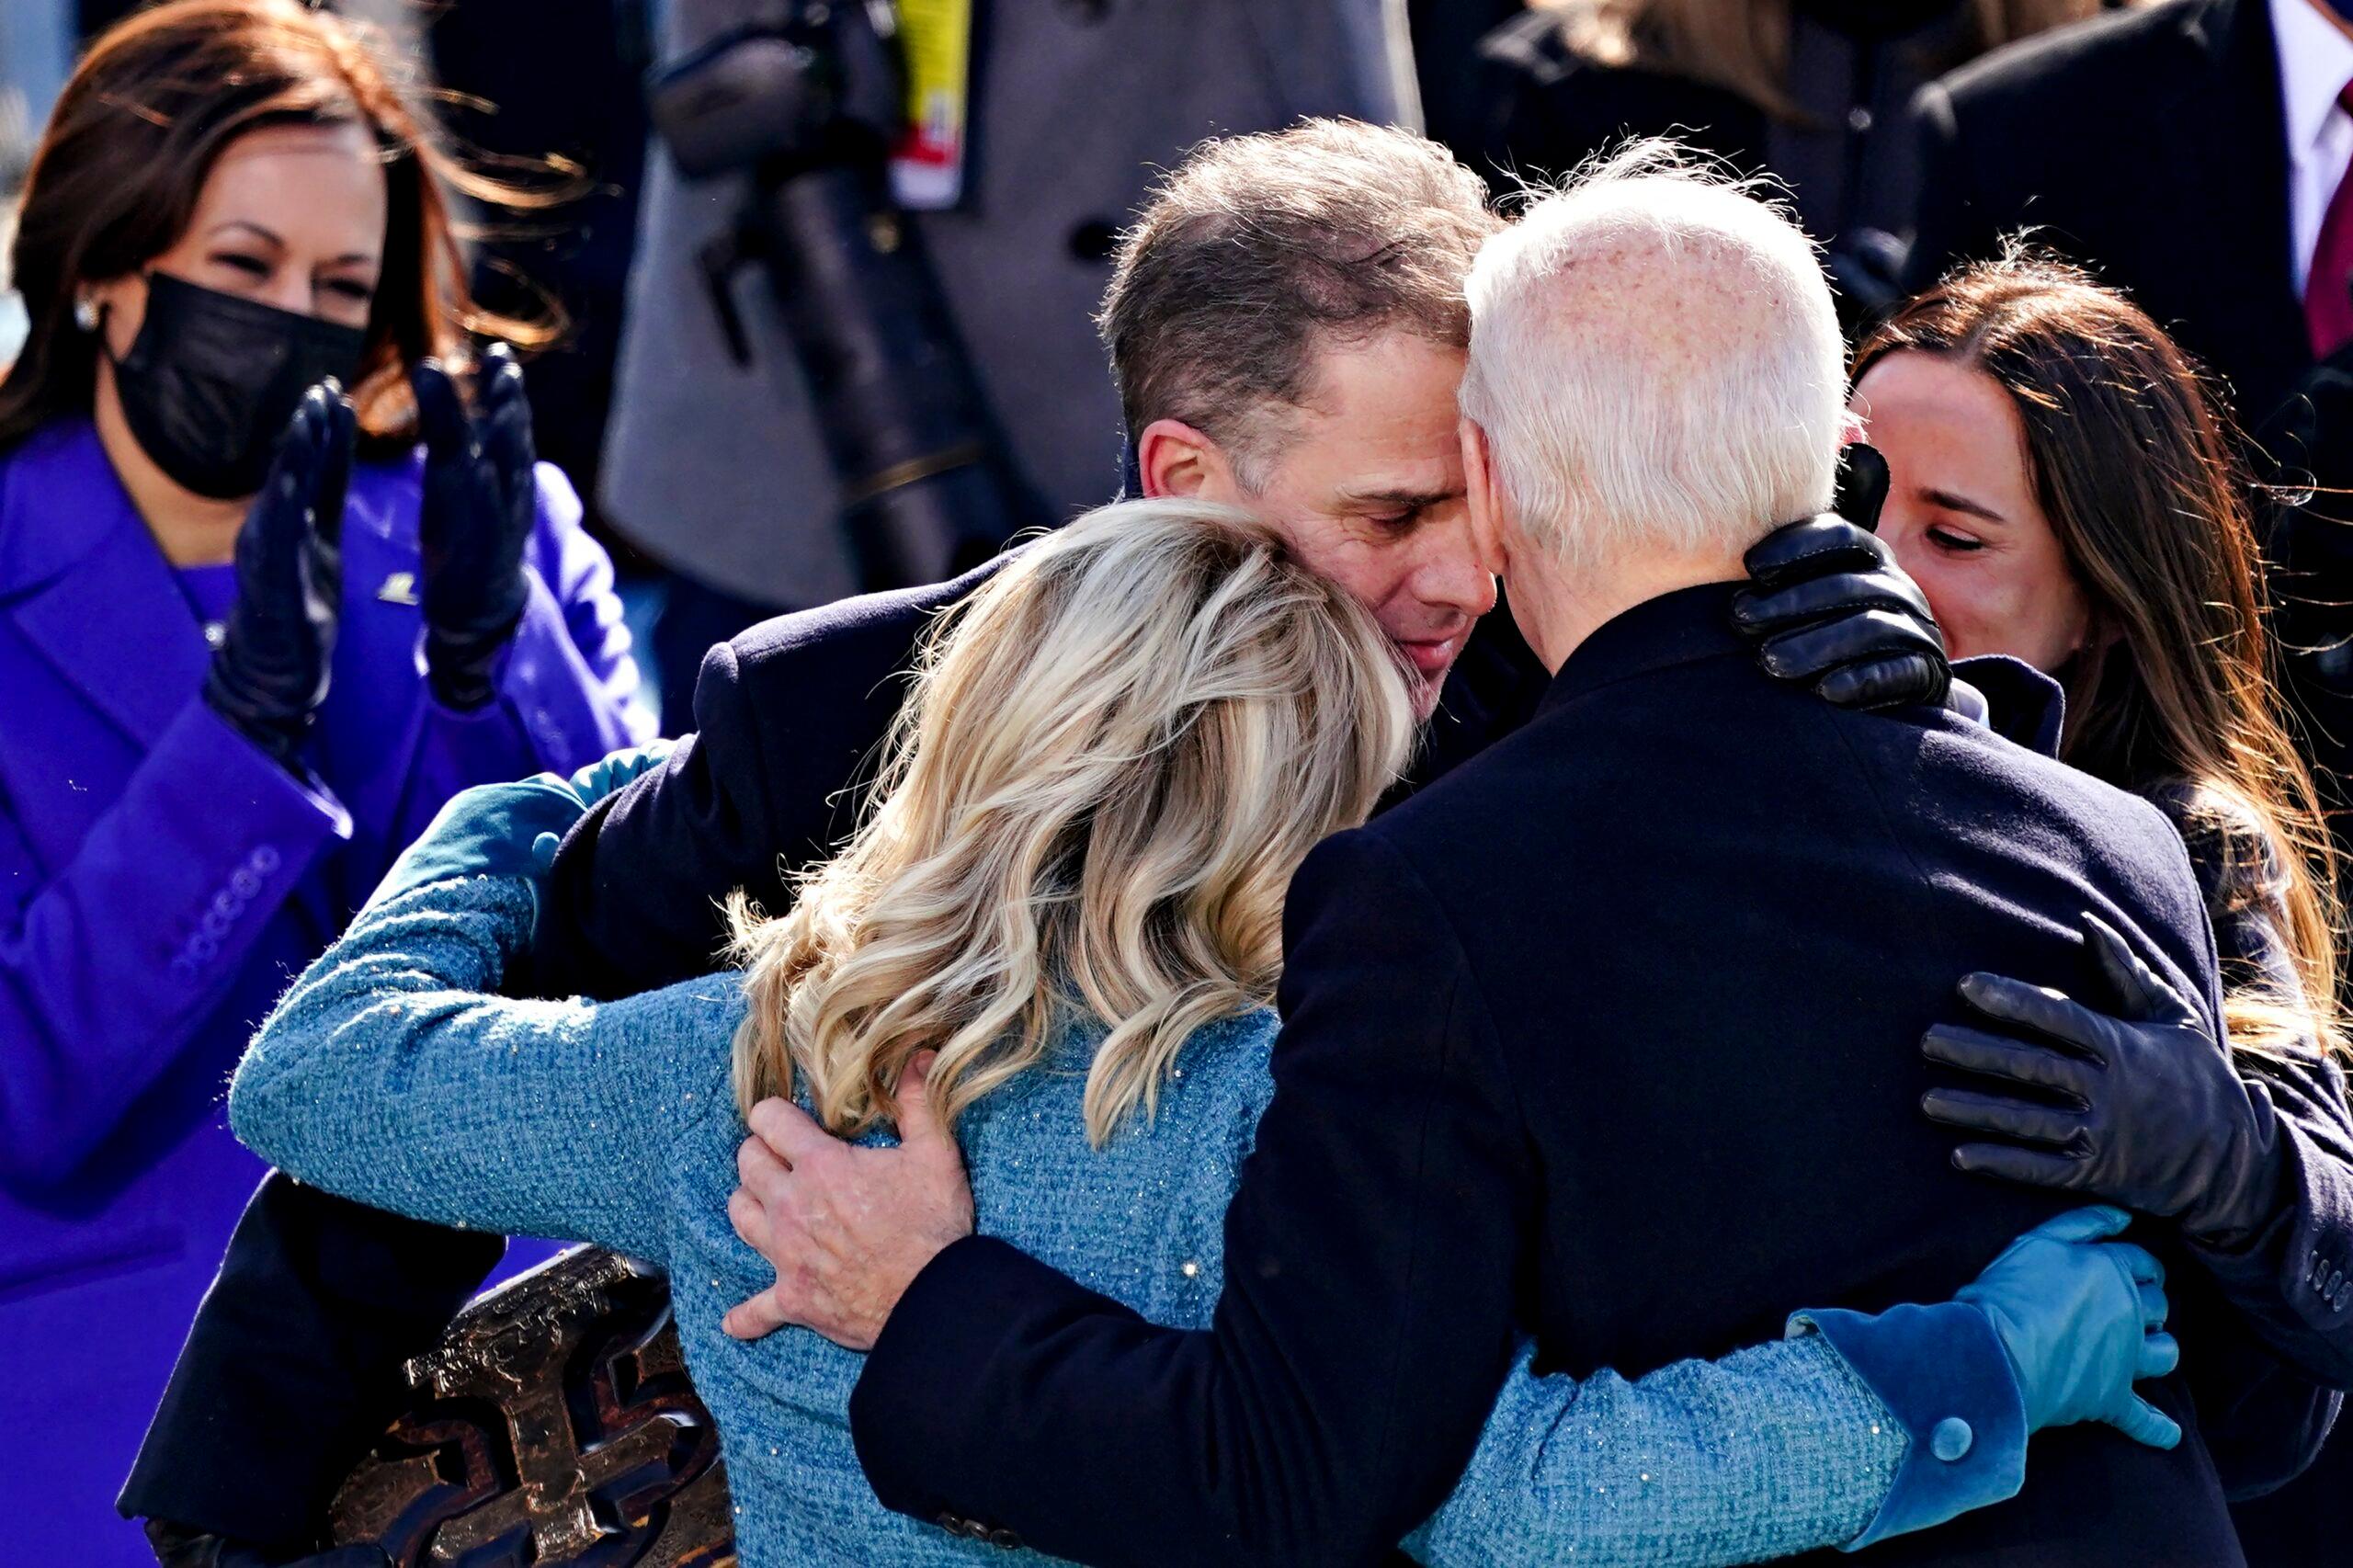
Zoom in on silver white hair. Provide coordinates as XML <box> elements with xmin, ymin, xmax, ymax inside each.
<box><xmin>1458</xmin><ymin>141</ymin><xmax>1846</xmax><ymax>570</ymax></box>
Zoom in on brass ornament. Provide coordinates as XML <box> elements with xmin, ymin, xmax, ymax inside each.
<box><xmin>328</xmin><ymin>1245</ymin><xmax>736</xmax><ymax>1566</ymax></box>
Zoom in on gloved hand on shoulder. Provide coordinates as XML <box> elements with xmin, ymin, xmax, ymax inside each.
<box><xmin>1731</xmin><ymin>443</ymin><xmax>1952</xmax><ymax>711</ymax></box>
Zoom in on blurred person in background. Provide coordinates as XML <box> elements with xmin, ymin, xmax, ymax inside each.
<box><xmin>1409</xmin><ymin>0</ymin><xmax>1524</xmax><ymax>155</ymax></box>
<box><xmin>604</xmin><ymin>0</ymin><xmax>1422</xmax><ymax>733</ymax></box>
<box><xmin>0</xmin><ymin>0</ymin><xmax>69</xmax><ymax>368</ymax></box>
<box><xmin>1847</xmin><ymin>255</ymin><xmax>2353</xmax><ymax>1560</ymax></box>
<box><xmin>0</xmin><ymin>3</ymin><xmax>653</xmax><ymax>1560</ymax></box>
<box><xmin>1904</xmin><ymin>0</ymin><xmax>2337</xmax><ymax>425</ymax></box>
<box><xmin>417</xmin><ymin>0</ymin><xmax>653</xmax><ymax>571</ymax></box>
<box><xmin>1446</xmin><ymin>0</ymin><xmax>2131</xmax><ymax>321</ymax></box>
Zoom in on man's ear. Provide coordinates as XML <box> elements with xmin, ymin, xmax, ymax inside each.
<box><xmin>1137</xmin><ymin>417</ymin><xmax>1242</xmax><ymax>503</ymax></box>
<box><xmin>1461</xmin><ymin>416</ymin><xmax>1507</xmax><ymax>575</ymax></box>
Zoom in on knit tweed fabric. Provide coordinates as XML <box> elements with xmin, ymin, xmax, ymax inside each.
<box><xmin>233</xmin><ymin>873</ymin><xmax>1906</xmax><ymax>1566</ymax></box>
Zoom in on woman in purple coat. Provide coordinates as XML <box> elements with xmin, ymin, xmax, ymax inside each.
<box><xmin>0</xmin><ymin>4</ymin><xmax>654</xmax><ymax>1556</ymax></box>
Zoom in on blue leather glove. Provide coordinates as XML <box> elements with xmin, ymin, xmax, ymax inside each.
<box><xmin>360</xmin><ymin>776</ymin><xmax>587</xmax><ymax>916</ymax></box>
<box><xmin>1957</xmin><ymin>1205</ymin><xmax>2181</xmax><ymax>1448</ymax></box>
<box><xmin>413</xmin><ymin>344</ymin><xmax>538</xmax><ymax>711</ymax></box>
<box><xmin>1923</xmin><ymin>912</ymin><xmax>2290</xmax><ymax>1250</ymax></box>
<box><xmin>1798</xmin><ymin>1204</ymin><xmax>2178</xmax><ymax>1550</ymax></box>
<box><xmin>568</xmin><ymin>738</ymin><xmax>677</xmax><ymax>806</ymax></box>
<box><xmin>202</xmin><ymin>383</ymin><xmax>355</xmax><ymax>768</ymax></box>
<box><xmin>1730</xmin><ymin>444</ymin><xmax>1953</xmax><ymax>710</ymax></box>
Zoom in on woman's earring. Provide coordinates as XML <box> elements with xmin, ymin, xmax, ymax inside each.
<box><xmin>73</xmin><ymin>297</ymin><xmax>100</xmax><ymax>334</ymax></box>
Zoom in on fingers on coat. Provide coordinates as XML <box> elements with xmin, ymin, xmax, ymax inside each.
<box><xmin>2078</xmin><ymin>911</ymin><xmax>2195</xmax><ymax>1025</ymax></box>
<box><xmin>1949</xmin><ymin>1142</ymin><xmax>2081</xmax><ymax>1187</ymax></box>
<box><xmin>1921</xmin><ymin>1086</ymin><xmax>2086</xmax><ymax>1146</ymax></box>
<box><xmin>2111</xmin><ymin>1394</ymin><xmax>2183</xmax><ymax>1450</ymax></box>
<box><xmin>749</xmin><ymin>1096</ymin><xmax>839</xmax><ymax>1169</ymax></box>
<box><xmin>1922</xmin><ymin>1023</ymin><xmax>2097</xmax><ymax>1100</ymax></box>
<box><xmin>2139</xmin><ymin>1332</ymin><xmax>2182</xmax><ymax>1381</ymax></box>
<box><xmin>1955</xmin><ymin>973</ymin><xmax>2110</xmax><ymax>1059</ymax></box>
<box><xmin>722</xmin><ymin>1287</ymin><xmax>795</xmax><ymax>1341</ymax></box>
<box><xmin>2018</xmin><ymin>1204</ymin><xmax>2133</xmax><ymax>1244</ymax></box>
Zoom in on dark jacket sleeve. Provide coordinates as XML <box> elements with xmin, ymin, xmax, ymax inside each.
<box><xmin>116</xmin><ymin>1172</ymin><xmax>506</xmax><ymax>1545</ymax></box>
<box><xmin>526</xmin><ymin>637</ymin><xmax>794</xmax><ymax>999</ymax></box>
<box><xmin>2165</xmin><ymin>801</ymin><xmax>2353</xmax><ymax>1393</ymax></box>
<box><xmin>529</xmin><ymin>562</ymin><xmax>992</xmax><ymax>1001</ymax></box>
<box><xmin>848</xmin><ymin>830</ymin><xmax>1535</xmax><ymax>1567</ymax></box>
<box><xmin>2128</xmin><ymin>791</ymin><xmax>2353</xmax><ymax>1497</ymax></box>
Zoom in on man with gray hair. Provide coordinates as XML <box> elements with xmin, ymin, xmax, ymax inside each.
<box><xmin>1456</xmin><ymin>143</ymin><xmax>1850</xmax><ymax>664</ymax></box>
<box><xmin>745</xmin><ymin>149</ymin><xmax>2254</xmax><ymax>1563</ymax></box>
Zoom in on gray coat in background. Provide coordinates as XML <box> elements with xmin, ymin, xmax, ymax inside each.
<box><xmin>599</xmin><ymin>0</ymin><xmax>1418</xmax><ymax>610</ymax></box>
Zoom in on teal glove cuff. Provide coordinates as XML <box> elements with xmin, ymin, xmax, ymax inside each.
<box><xmin>569</xmin><ymin>737</ymin><xmax>676</xmax><ymax>805</ymax></box>
<box><xmin>362</xmin><ymin>775</ymin><xmax>587</xmax><ymax>916</ymax></box>
<box><xmin>1790</xmin><ymin>1301</ymin><xmax>2029</xmax><ymax>1551</ymax></box>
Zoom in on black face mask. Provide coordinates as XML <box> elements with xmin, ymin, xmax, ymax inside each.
<box><xmin>109</xmin><ymin>271</ymin><xmax>368</xmax><ymax>500</ymax></box>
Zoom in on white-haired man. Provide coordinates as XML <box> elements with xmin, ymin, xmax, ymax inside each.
<box><xmin>591</xmin><ymin>158</ymin><xmax>2254</xmax><ymax>1560</ymax></box>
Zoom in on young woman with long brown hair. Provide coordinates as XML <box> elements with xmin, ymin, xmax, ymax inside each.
<box><xmin>1847</xmin><ymin>254</ymin><xmax>2353</xmax><ymax>1530</ymax></box>
<box><xmin>0</xmin><ymin>5</ymin><xmax>650</xmax><ymax>1553</ymax></box>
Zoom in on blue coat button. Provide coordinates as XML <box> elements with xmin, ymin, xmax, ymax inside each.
<box><xmin>1930</xmin><ymin>1417</ymin><xmax>1973</xmax><ymax>1462</ymax></box>
<box><xmin>250</xmin><ymin>845</ymin><xmax>282</xmax><ymax>875</ymax></box>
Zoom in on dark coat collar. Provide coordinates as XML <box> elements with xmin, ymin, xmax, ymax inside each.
<box><xmin>1537</xmin><ymin>579</ymin><xmax>1750</xmax><ymax>716</ymax></box>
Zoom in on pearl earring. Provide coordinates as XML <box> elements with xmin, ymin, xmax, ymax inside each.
<box><xmin>73</xmin><ymin>296</ymin><xmax>100</xmax><ymax>333</ymax></box>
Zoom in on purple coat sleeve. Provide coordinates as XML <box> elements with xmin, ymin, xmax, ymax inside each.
<box><xmin>383</xmin><ymin>465</ymin><xmax>655</xmax><ymax>854</ymax></box>
<box><xmin>0</xmin><ymin>697</ymin><xmax>347</xmax><ymax>1188</ymax></box>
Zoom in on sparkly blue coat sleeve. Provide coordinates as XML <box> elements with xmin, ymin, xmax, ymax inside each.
<box><xmin>230</xmin><ymin>867</ymin><xmax>694</xmax><ymax>1264</ymax></box>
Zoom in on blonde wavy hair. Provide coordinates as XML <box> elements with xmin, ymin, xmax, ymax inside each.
<box><xmin>726</xmin><ymin>500</ymin><xmax>1416</xmax><ymax>1145</ymax></box>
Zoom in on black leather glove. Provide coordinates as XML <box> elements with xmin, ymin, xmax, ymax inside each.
<box><xmin>414</xmin><ymin>342</ymin><xmax>537</xmax><ymax>711</ymax></box>
<box><xmin>1921</xmin><ymin>910</ymin><xmax>2292</xmax><ymax>1250</ymax></box>
<box><xmin>1729</xmin><ymin>444</ymin><xmax>1952</xmax><ymax>710</ymax></box>
<box><xmin>143</xmin><ymin>1518</ymin><xmax>386</xmax><ymax>1568</ymax></box>
<box><xmin>201</xmin><ymin>383</ymin><xmax>353</xmax><ymax>769</ymax></box>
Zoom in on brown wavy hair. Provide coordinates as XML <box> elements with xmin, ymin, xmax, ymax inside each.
<box><xmin>1858</xmin><ymin>255</ymin><xmax>2344</xmax><ymax>1056</ymax></box>
<box><xmin>0</xmin><ymin>0</ymin><xmax>567</xmax><ymax>455</ymax></box>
